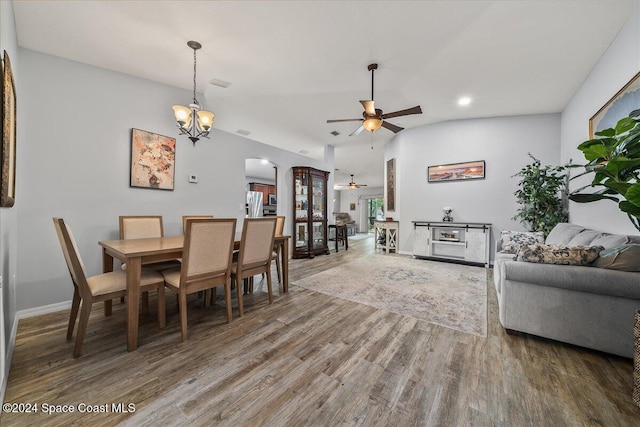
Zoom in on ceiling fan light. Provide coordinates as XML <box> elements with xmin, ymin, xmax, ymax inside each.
<box><xmin>363</xmin><ymin>117</ymin><xmax>382</xmax><ymax>132</ymax></box>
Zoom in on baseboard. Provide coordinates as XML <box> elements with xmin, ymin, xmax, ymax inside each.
<box><xmin>17</xmin><ymin>300</ymin><xmax>71</xmax><ymax>319</ymax></box>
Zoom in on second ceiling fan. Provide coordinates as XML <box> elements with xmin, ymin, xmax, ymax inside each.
<box><xmin>327</xmin><ymin>63</ymin><xmax>422</xmax><ymax>136</ymax></box>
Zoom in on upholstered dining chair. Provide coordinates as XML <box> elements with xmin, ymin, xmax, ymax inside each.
<box><xmin>262</xmin><ymin>215</ymin><xmax>285</xmax><ymax>287</ymax></box>
<box><xmin>160</xmin><ymin>218</ymin><xmax>237</xmax><ymax>341</ymax></box>
<box><xmin>232</xmin><ymin>217</ymin><xmax>277</xmax><ymax>316</ymax></box>
<box><xmin>118</xmin><ymin>215</ymin><xmax>181</xmax><ymax>307</ymax></box>
<box><xmin>52</xmin><ymin>217</ymin><xmax>166</xmax><ymax>357</ymax></box>
<box><xmin>182</xmin><ymin>215</ymin><xmax>214</xmax><ymax>234</ymax></box>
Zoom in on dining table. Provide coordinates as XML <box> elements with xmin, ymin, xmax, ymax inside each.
<box><xmin>99</xmin><ymin>233</ymin><xmax>291</xmax><ymax>351</ymax></box>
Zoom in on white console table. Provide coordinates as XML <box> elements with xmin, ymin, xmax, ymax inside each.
<box><xmin>412</xmin><ymin>221</ymin><xmax>491</xmax><ymax>267</ymax></box>
<box><xmin>374</xmin><ymin>220</ymin><xmax>398</xmax><ymax>253</ymax></box>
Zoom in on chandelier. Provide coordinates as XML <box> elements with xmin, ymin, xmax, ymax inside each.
<box><xmin>172</xmin><ymin>41</ymin><xmax>215</xmax><ymax>146</ymax></box>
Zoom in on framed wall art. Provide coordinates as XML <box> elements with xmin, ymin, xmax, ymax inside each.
<box><xmin>590</xmin><ymin>71</ymin><xmax>640</xmax><ymax>138</ymax></box>
<box><xmin>130</xmin><ymin>128</ymin><xmax>176</xmax><ymax>190</ymax></box>
<box><xmin>1</xmin><ymin>50</ymin><xmax>16</xmax><ymax>208</ymax></box>
<box><xmin>428</xmin><ymin>160</ymin><xmax>485</xmax><ymax>183</ymax></box>
<box><xmin>386</xmin><ymin>158</ymin><xmax>396</xmax><ymax>211</ymax></box>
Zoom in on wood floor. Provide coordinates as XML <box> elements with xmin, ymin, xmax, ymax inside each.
<box><xmin>2</xmin><ymin>235</ymin><xmax>639</xmax><ymax>426</ymax></box>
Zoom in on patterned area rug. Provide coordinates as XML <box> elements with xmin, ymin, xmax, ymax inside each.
<box><xmin>293</xmin><ymin>254</ymin><xmax>487</xmax><ymax>336</ymax></box>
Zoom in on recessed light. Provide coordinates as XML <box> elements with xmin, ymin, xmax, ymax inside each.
<box><xmin>458</xmin><ymin>96</ymin><xmax>472</xmax><ymax>106</ymax></box>
<box><xmin>236</xmin><ymin>129</ymin><xmax>251</xmax><ymax>136</ymax></box>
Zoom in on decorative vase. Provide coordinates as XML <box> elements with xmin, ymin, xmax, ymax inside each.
<box><xmin>634</xmin><ymin>309</ymin><xmax>640</xmax><ymax>407</ymax></box>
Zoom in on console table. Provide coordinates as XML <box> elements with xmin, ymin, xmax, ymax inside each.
<box><xmin>412</xmin><ymin>221</ymin><xmax>491</xmax><ymax>267</ymax></box>
<box><xmin>374</xmin><ymin>220</ymin><xmax>398</xmax><ymax>253</ymax></box>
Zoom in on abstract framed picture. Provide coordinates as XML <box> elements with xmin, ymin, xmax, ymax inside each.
<box><xmin>590</xmin><ymin>71</ymin><xmax>640</xmax><ymax>138</ymax></box>
<box><xmin>386</xmin><ymin>158</ymin><xmax>396</xmax><ymax>212</ymax></box>
<box><xmin>428</xmin><ymin>160</ymin><xmax>485</xmax><ymax>183</ymax></box>
<box><xmin>1</xmin><ymin>50</ymin><xmax>16</xmax><ymax>208</ymax></box>
<box><xmin>130</xmin><ymin>128</ymin><xmax>176</xmax><ymax>190</ymax></box>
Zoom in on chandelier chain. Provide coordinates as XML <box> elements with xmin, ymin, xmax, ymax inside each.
<box><xmin>192</xmin><ymin>47</ymin><xmax>198</xmax><ymax>105</ymax></box>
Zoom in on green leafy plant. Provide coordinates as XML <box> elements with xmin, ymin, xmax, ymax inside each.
<box><xmin>569</xmin><ymin>109</ymin><xmax>640</xmax><ymax>230</ymax></box>
<box><xmin>512</xmin><ymin>153</ymin><xmax>569</xmax><ymax>235</ymax></box>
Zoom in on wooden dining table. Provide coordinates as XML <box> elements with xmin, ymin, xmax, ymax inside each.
<box><xmin>99</xmin><ymin>233</ymin><xmax>291</xmax><ymax>351</ymax></box>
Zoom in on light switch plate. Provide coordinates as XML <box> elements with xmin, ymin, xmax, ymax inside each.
<box><xmin>188</xmin><ymin>174</ymin><xmax>198</xmax><ymax>183</ymax></box>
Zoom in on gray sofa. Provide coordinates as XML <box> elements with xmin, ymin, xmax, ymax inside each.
<box><xmin>494</xmin><ymin>223</ymin><xmax>640</xmax><ymax>358</ymax></box>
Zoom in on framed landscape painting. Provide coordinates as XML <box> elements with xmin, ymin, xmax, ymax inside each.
<box><xmin>428</xmin><ymin>160</ymin><xmax>485</xmax><ymax>183</ymax></box>
<box><xmin>386</xmin><ymin>158</ymin><xmax>396</xmax><ymax>211</ymax></box>
<box><xmin>590</xmin><ymin>71</ymin><xmax>640</xmax><ymax>138</ymax></box>
<box><xmin>1</xmin><ymin>50</ymin><xmax>16</xmax><ymax>208</ymax></box>
<box><xmin>130</xmin><ymin>128</ymin><xmax>176</xmax><ymax>190</ymax></box>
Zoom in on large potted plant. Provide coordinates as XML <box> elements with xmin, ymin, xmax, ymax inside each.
<box><xmin>569</xmin><ymin>109</ymin><xmax>640</xmax><ymax>231</ymax></box>
<box><xmin>512</xmin><ymin>153</ymin><xmax>569</xmax><ymax>235</ymax></box>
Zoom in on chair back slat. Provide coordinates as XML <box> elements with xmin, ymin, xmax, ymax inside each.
<box><xmin>238</xmin><ymin>218</ymin><xmax>277</xmax><ymax>266</ymax></box>
<box><xmin>182</xmin><ymin>219</ymin><xmax>236</xmax><ymax>281</ymax></box>
<box><xmin>119</xmin><ymin>216</ymin><xmax>163</xmax><ymax>239</ymax></box>
<box><xmin>52</xmin><ymin>218</ymin><xmax>90</xmax><ymax>299</ymax></box>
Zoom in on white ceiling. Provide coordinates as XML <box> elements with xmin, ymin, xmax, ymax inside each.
<box><xmin>12</xmin><ymin>1</ymin><xmax>638</xmax><ymax>187</ymax></box>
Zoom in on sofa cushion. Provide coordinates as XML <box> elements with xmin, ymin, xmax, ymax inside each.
<box><xmin>590</xmin><ymin>233</ymin><xmax>629</xmax><ymax>249</ymax></box>
<box><xmin>593</xmin><ymin>244</ymin><xmax>640</xmax><ymax>271</ymax></box>
<box><xmin>567</xmin><ymin>230</ymin><xmax>602</xmax><ymax>246</ymax></box>
<box><xmin>544</xmin><ymin>223</ymin><xmax>585</xmax><ymax>245</ymax></box>
<box><xmin>517</xmin><ymin>243</ymin><xmax>604</xmax><ymax>266</ymax></box>
<box><xmin>499</xmin><ymin>230</ymin><xmax>544</xmax><ymax>254</ymax></box>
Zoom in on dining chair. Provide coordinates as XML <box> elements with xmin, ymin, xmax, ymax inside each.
<box><xmin>182</xmin><ymin>215</ymin><xmax>214</xmax><ymax>234</ymax></box>
<box><xmin>160</xmin><ymin>218</ymin><xmax>237</xmax><ymax>341</ymax></box>
<box><xmin>119</xmin><ymin>215</ymin><xmax>181</xmax><ymax>308</ymax></box>
<box><xmin>119</xmin><ymin>215</ymin><xmax>182</xmax><ymax>271</ymax></box>
<box><xmin>262</xmin><ymin>215</ymin><xmax>285</xmax><ymax>287</ymax></box>
<box><xmin>232</xmin><ymin>217</ymin><xmax>278</xmax><ymax>316</ymax></box>
<box><xmin>52</xmin><ymin>217</ymin><xmax>166</xmax><ymax>357</ymax></box>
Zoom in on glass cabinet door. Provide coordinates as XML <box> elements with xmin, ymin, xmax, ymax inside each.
<box><xmin>311</xmin><ymin>175</ymin><xmax>326</xmax><ymax>249</ymax></box>
<box><xmin>294</xmin><ymin>170</ymin><xmax>309</xmax><ymax>251</ymax></box>
<box><xmin>292</xmin><ymin>166</ymin><xmax>329</xmax><ymax>258</ymax></box>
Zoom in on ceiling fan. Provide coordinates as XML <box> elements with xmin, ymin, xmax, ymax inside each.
<box><xmin>339</xmin><ymin>174</ymin><xmax>368</xmax><ymax>190</ymax></box>
<box><xmin>327</xmin><ymin>63</ymin><xmax>423</xmax><ymax>136</ymax></box>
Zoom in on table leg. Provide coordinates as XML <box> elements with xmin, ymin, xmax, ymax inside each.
<box><xmin>102</xmin><ymin>249</ymin><xmax>114</xmax><ymax>316</ymax></box>
<box><xmin>281</xmin><ymin>240</ymin><xmax>289</xmax><ymax>293</ymax></box>
<box><xmin>126</xmin><ymin>257</ymin><xmax>142</xmax><ymax>351</ymax></box>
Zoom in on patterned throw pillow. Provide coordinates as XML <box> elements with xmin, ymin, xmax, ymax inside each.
<box><xmin>500</xmin><ymin>230</ymin><xmax>545</xmax><ymax>254</ymax></box>
<box><xmin>517</xmin><ymin>244</ymin><xmax>604</xmax><ymax>266</ymax></box>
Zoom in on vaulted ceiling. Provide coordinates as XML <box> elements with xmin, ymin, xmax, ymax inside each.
<box><xmin>12</xmin><ymin>1</ymin><xmax>638</xmax><ymax>187</ymax></box>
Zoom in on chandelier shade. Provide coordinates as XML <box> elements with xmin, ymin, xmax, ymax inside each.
<box><xmin>173</xmin><ymin>41</ymin><xmax>215</xmax><ymax>146</ymax></box>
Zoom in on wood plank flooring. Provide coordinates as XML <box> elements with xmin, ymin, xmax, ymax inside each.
<box><xmin>2</xmin><ymin>235</ymin><xmax>639</xmax><ymax>426</ymax></box>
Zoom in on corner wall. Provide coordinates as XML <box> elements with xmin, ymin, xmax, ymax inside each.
<box><xmin>561</xmin><ymin>5</ymin><xmax>640</xmax><ymax>234</ymax></box>
<box><xmin>386</xmin><ymin>114</ymin><xmax>562</xmax><ymax>257</ymax></box>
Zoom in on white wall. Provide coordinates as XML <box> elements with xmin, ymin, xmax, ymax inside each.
<box><xmin>386</xmin><ymin>114</ymin><xmax>562</xmax><ymax>256</ymax></box>
<box><xmin>16</xmin><ymin>48</ymin><xmax>330</xmax><ymax>311</ymax></box>
<box><xmin>0</xmin><ymin>0</ymin><xmax>19</xmax><ymax>400</ymax></box>
<box><xmin>561</xmin><ymin>6</ymin><xmax>640</xmax><ymax>234</ymax></box>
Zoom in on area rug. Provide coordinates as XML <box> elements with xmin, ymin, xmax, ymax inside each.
<box><xmin>292</xmin><ymin>254</ymin><xmax>487</xmax><ymax>337</ymax></box>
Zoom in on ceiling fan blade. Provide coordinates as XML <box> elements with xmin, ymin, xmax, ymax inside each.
<box><xmin>349</xmin><ymin>125</ymin><xmax>365</xmax><ymax>136</ymax></box>
<box><xmin>360</xmin><ymin>100</ymin><xmax>376</xmax><ymax>116</ymax></box>
<box><xmin>381</xmin><ymin>121</ymin><xmax>404</xmax><ymax>133</ymax></box>
<box><xmin>327</xmin><ymin>118</ymin><xmax>362</xmax><ymax>123</ymax></box>
<box><xmin>381</xmin><ymin>105</ymin><xmax>422</xmax><ymax>120</ymax></box>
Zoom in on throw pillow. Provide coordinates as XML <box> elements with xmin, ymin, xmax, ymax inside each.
<box><xmin>544</xmin><ymin>223</ymin><xmax>585</xmax><ymax>245</ymax></box>
<box><xmin>517</xmin><ymin>244</ymin><xmax>604</xmax><ymax>266</ymax></box>
<box><xmin>500</xmin><ymin>230</ymin><xmax>544</xmax><ymax>254</ymax></box>
<box><xmin>593</xmin><ymin>244</ymin><xmax>640</xmax><ymax>271</ymax></box>
<box><xmin>590</xmin><ymin>233</ymin><xmax>629</xmax><ymax>249</ymax></box>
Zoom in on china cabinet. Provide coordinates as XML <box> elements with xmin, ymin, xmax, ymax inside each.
<box><xmin>292</xmin><ymin>167</ymin><xmax>330</xmax><ymax>258</ymax></box>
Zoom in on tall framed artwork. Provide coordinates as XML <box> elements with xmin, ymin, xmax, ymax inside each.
<box><xmin>386</xmin><ymin>158</ymin><xmax>396</xmax><ymax>211</ymax></box>
<box><xmin>1</xmin><ymin>50</ymin><xmax>16</xmax><ymax>208</ymax></box>
<box><xmin>130</xmin><ymin>128</ymin><xmax>176</xmax><ymax>190</ymax></box>
<box><xmin>590</xmin><ymin>71</ymin><xmax>640</xmax><ymax>138</ymax></box>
